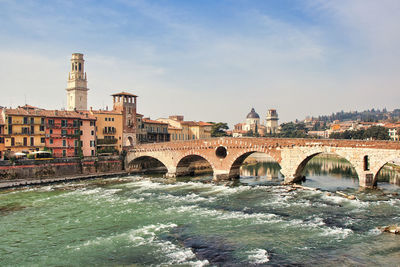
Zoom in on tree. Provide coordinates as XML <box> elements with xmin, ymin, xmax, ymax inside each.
<box><xmin>209</xmin><ymin>122</ymin><xmax>229</xmax><ymax>137</ymax></box>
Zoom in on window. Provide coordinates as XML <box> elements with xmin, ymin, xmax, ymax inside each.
<box><xmin>61</xmin><ymin>120</ymin><xmax>67</xmax><ymax>127</ymax></box>
<box><xmin>30</xmin><ymin>137</ymin><xmax>34</xmax><ymax>146</ymax></box>
<box><xmin>91</xmin><ymin>130</ymin><xmax>94</xmax><ymax>136</ymax></box>
<box><xmin>61</xmin><ymin>129</ymin><xmax>67</xmax><ymax>136</ymax></box>
<box><xmin>11</xmin><ymin>137</ymin><xmax>15</xmax><ymax>146</ymax></box>
<box><xmin>41</xmin><ymin>118</ymin><xmax>45</xmax><ymax>125</ymax></box>
<box><xmin>62</xmin><ymin>150</ymin><xmax>66</xmax><ymax>157</ymax></box>
<box><xmin>8</xmin><ymin>116</ymin><xmax>12</xmax><ymax>124</ymax></box>
<box><xmin>75</xmin><ymin>140</ymin><xmax>79</xmax><ymax>147</ymax></box>
<box><xmin>112</xmin><ymin>118</ymin><xmax>114</xmax><ymax>121</ymax></box>
<box><xmin>91</xmin><ymin>150</ymin><xmax>95</xmax><ymax>156</ymax></box>
<box><xmin>90</xmin><ymin>121</ymin><xmax>95</xmax><ymax>126</ymax></box>
<box><xmin>80</xmin><ymin>121</ymin><xmax>83</xmax><ymax>126</ymax></box>
<box><xmin>50</xmin><ymin>129</ymin><xmax>53</xmax><ymax>134</ymax></box>
<box><xmin>41</xmin><ymin>138</ymin><xmax>45</xmax><ymax>143</ymax></box>
<box><xmin>30</xmin><ymin>118</ymin><xmax>34</xmax><ymax>124</ymax></box>
<box><xmin>105</xmin><ymin>118</ymin><xmax>108</xmax><ymax>121</ymax></box>
<box><xmin>79</xmin><ymin>62</ymin><xmax>81</xmax><ymax>71</ymax></box>
<box><xmin>63</xmin><ymin>140</ymin><xmax>66</xmax><ymax>147</ymax></box>
<box><xmin>40</xmin><ymin>125</ymin><xmax>44</xmax><ymax>131</ymax></box>
<box><xmin>23</xmin><ymin>137</ymin><xmax>27</xmax><ymax>146</ymax></box>
<box><xmin>24</xmin><ymin>117</ymin><xmax>28</xmax><ymax>124</ymax></box>
<box><xmin>50</xmin><ymin>139</ymin><xmax>53</xmax><ymax>144</ymax></box>
<box><xmin>48</xmin><ymin>119</ymin><xmax>54</xmax><ymax>125</ymax></box>
<box><xmin>0</xmin><ymin>137</ymin><xmax>4</xmax><ymax>143</ymax></box>
<box><xmin>364</xmin><ymin>156</ymin><xmax>370</xmax><ymax>171</ymax></box>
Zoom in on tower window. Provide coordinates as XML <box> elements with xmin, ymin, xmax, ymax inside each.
<box><xmin>72</xmin><ymin>63</ymin><xmax>74</xmax><ymax>71</ymax></box>
<box><xmin>79</xmin><ymin>63</ymin><xmax>81</xmax><ymax>71</ymax></box>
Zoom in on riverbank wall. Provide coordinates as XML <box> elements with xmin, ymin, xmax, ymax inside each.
<box><xmin>0</xmin><ymin>156</ymin><xmax>123</xmax><ymax>181</ymax></box>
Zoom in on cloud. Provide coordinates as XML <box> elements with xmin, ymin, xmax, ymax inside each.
<box><xmin>0</xmin><ymin>0</ymin><xmax>399</xmax><ymax>127</ymax></box>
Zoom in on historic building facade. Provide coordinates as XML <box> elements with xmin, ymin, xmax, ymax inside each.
<box><xmin>156</xmin><ymin>116</ymin><xmax>212</xmax><ymax>141</ymax></box>
<box><xmin>266</xmin><ymin>109</ymin><xmax>279</xmax><ymax>134</ymax></box>
<box><xmin>112</xmin><ymin>92</ymin><xmax>137</xmax><ymax>147</ymax></box>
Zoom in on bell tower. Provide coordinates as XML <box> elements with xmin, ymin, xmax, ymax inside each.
<box><xmin>66</xmin><ymin>53</ymin><xmax>89</xmax><ymax>111</ymax></box>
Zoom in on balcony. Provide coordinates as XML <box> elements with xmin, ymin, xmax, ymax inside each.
<box><xmin>97</xmin><ymin>138</ymin><xmax>118</xmax><ymax>145</ymax></box>
<box><xmin>47</xmin><ymin>123</ymin><xmax>79</xmax><ymax>129</ymax></box>
<box><xmin>103</xmin><ymin>128</ymin><xmax>116</xmax><ymax>134</ymax></box>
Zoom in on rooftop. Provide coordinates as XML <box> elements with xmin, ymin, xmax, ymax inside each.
<box><xmin>143</xmin><ymin>118</ymin><xmax>168</xmax><ymax>125</ymax></box>
<box><xmin>111</xmin><ymin>91</ymin><xmax>138</xmax><ymax>97</ymax></box>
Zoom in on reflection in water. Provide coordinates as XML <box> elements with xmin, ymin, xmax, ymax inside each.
<box><xmin>240</xmin><ymin>153</ymin><xmax>400</xmax><ymax>191</ymax></box>
<box><xmin>240</xmin><ymin>162</ymin><xmax>282</xmax><ymax>180</ymax></box>
<box><xmin>302</xmin><ymin>156</ymin><xmax>358</xmax><ymax>178</ymax></box>
<box><xmin>376</xmin><ymin>164</ymin><xmax>400</xmax><ymax>186</ymax></box>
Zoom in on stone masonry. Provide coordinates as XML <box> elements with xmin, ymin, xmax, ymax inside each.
<box><xmin>126</xmin><ymin>137</ymin><xmax>400</xmax><ymax>188</ymax></box>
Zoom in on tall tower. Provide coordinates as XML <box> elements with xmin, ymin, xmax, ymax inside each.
<box><xmin>66</xmin><ymin>53</ymin><xmax>89</xmax><ymax>111</ymax></box>
<box><xmin>266</xmin><ymin>109</ymin><xmax>279</xmax><ymax>134</ymax></box>
<box><xmin>112</xmin><ymin>92</ymin><xmax>138</xmax><ymax>147</ymax></box>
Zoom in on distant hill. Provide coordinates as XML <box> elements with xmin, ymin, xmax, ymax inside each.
<box><xmin>311</xmin><ymin>108</ymin><xmax>400</xmax><ymax>123</ymax></box>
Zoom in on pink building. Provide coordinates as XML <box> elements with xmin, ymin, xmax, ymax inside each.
<box><xmin>79</xmin><ymin>113</ymin><xmax>96</xmax><ymax>157</ymax></box>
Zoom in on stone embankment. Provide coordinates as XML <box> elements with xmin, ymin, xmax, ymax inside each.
<box><xmin>0</xmin><ymin>156</ymin><xmax>124</xmax><ymax>189</ymax></box>
<box><xmin>0</xmin><ymin>171</ymin><xmax>128</xmax><ymax>189</ymax></box>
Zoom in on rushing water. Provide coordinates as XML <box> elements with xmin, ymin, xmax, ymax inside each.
<box><xmin>1</xmin><ymin>155</ymin><xmax>400</xmax><ymax>266</ymax></box>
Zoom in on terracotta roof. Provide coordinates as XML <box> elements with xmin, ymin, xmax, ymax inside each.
<box><xmin>143</xmin><ymin>118</ymin><xmax>168</xmax><ymax>125</ymax></box>
<box><xmin>197</xmin><ymin>121</ymin><xmax>213</xmax><ymax>126</ymax></box>
<box><xmin>5</xmin><ymin>108</ymin><xmax>96</xmax><ymax>120</ymax></box>
<box><xmin>19</xmin><ymin>104</ymin><xmax>42</xmax><ymax>110</ymax></box>
<box><xmin>90</xmin><ymin>110</ymin><xmax>122</xmax><ymax>115</ymax></box>
<box><xmin>111</xmin><ymin>91</ymin><xmax>138</xmax><ymax>97</ymax></box>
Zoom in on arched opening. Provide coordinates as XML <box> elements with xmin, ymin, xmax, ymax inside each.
<box><xmin>127</xmin><ymin>136</ymin><xmax>134</xmax><ymax>147</ymax></box>
<box><xmin>374</xmin><ymin>159</ymin><xmax>400</xmax><ymax>189</ymax></box>
<box><xmin>229</xmin><ymin>152</ymin><xmax>283</xmax><ymax>185</ymax></box>
<box><xmin>176</xmin><ymin>155</ymin><xmax>214</xmax><ymax>181</ymax></box>
<box><xmin>128</xmin><ymin>156</ymin><xmax>168</xmax><ymax>175</ymax></box>
<box><xmin>297</xmin><ymin>153</ymin><xmax>359</xmax><ymax>191</ymax></box>
<box><xmin>363</xmin><ymin>155</ymin><xmax>370</xmax><ymax>171</ymax></box>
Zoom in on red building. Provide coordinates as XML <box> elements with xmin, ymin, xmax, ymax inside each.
<box><xmin>45</xmin><ymin>111</ymin><xmax>81</xmax><ymax>158</ymax></box>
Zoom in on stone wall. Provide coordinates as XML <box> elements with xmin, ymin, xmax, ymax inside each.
<box><xmin>0</xmin><ymin>156</ymin><xmax>123</xmax><ymax>181</ymax></box>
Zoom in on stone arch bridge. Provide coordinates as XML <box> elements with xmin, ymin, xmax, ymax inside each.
<box><xmin>126</xmin><ymin>137</ymin><xmax>400</xmax><ymax>188</ymax></box>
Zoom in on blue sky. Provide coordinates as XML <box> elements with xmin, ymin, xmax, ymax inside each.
<box><xmin>0</xmin><ymin>0</ymin><xmax>399</xmax><ymax>127</ymax></box>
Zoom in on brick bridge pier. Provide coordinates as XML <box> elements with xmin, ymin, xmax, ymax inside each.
<box><xmin>126</xmin><ymin>137</ymin><xmax>400</xmax><ymax>188</ymax></box>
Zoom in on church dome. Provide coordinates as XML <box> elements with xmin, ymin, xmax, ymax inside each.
<box><xmin>246</xmin><ymin>108</ymin><xmax>260</xmax><ymax>119</ymax></box>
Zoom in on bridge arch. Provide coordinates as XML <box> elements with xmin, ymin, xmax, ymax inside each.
<box><xmin>228</xmin><ymin>149</ymin><xmax>281</xmax><ymax>179</ymax></box>
<box><xmin>289</xmin><ymin>150</ymin><xmax>361</xmax><ymax>184</ymax></box>
<box><xmin>127</xmin><ymin>154</ymin><xmax>171</xmax><ymax>175</ymax></box>
<box><xmin>373</xmin><ymin>155</ymin><xmax>400</xmax><ymax>186</ymax></box>
<box><xmin>175</xmin><ymin>153</ymin><xmax>215</xmax><ymax>177</ymax></box>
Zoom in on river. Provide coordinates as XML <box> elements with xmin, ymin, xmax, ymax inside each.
<box><xmin>0</xmin><ymin>154</ymin><xmax>399</xmax><ymax>266</ymax></box>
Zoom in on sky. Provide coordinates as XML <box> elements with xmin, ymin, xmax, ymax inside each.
<box><xmin>0</xmin><ymin>0</ymin><xmax>399</xmax><ymax>128</ymax></box>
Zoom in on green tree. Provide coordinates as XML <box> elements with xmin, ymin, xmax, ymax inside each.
<box><xmin>209</xmin><ymin>122</ymin><xmax>229</xmax><ymax>137</ymax></box>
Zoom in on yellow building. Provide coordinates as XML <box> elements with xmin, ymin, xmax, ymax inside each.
<box><xmin>157</xmin><ymin>116</ymin><xmax>212</xmax><ymax>141</ymax></box>
<box><xmin>89</xmin><ymin>109</ymin><xmax>123</xmax><ymax>154</ymax></box>
<box><xmin>3</xmin><ymin>106</ymin><xmax>46</xmax><ymax>154</ymax></box>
